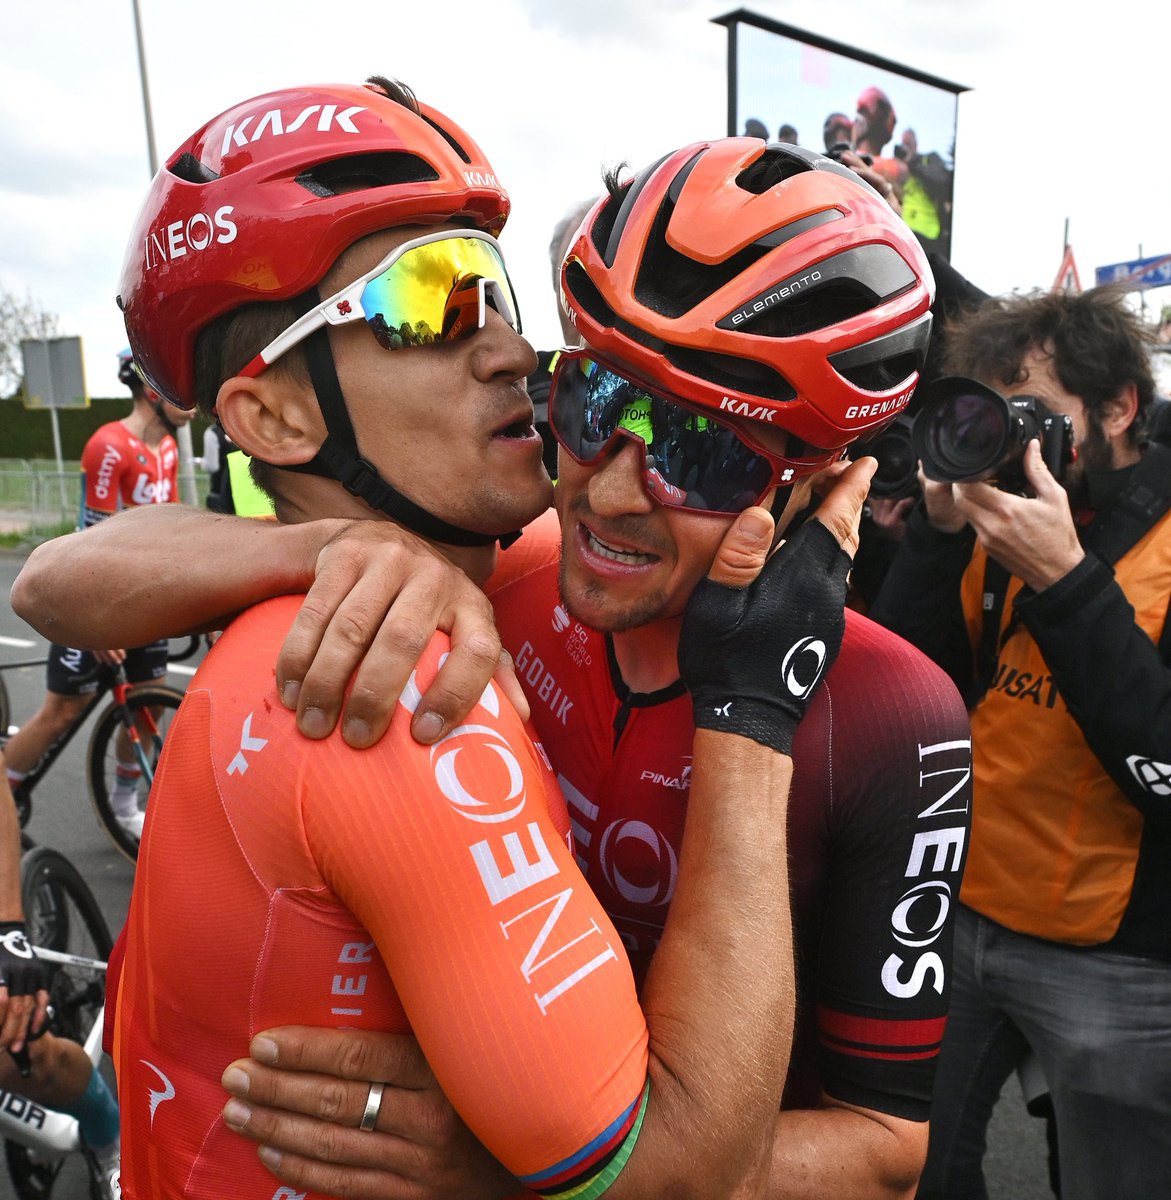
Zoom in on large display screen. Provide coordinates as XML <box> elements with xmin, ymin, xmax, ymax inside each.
<box><xmin>714</xmin><ymin>11</ymin><xmax>968</xmax><ymax>259</ymax></box>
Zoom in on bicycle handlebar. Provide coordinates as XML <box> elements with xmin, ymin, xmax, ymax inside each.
<box><xmin>31</xmin><ymin>946</ymin><xmax>107</xmax><ymax>972</ymax></box>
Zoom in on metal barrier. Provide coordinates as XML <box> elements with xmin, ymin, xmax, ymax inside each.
<box><xmin>0</xmin><ymin>460</ymin><xmax>210</xmax><ymax>536</ymax></box>
<box><xmin>0</xmin><ymin>460</ymin><xmax>79</xmax><ymax>533</ymax></box>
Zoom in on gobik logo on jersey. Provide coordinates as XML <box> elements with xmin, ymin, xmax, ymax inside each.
<box><xmin>515</xmin><ymin>641</ymin><xmax>575</xmax><ymax>724</ymax></box>
<box><xmin>1127</xmin><ymin>755</ymin><xmax>1171</xmax><ymax>798</ymax></box>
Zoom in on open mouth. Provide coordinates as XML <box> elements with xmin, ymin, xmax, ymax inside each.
<box><xmin>494</xmin><ymin>416</ymin><xmax>537</xmax><ymax>439</ymax></box>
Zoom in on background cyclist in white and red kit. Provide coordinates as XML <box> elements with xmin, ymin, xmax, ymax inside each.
<box><xmin>3</xmin><ymin>350</ymin><xmax>193</xmax><ymax>845</ymax></box>
<box><xmin>20</xmin><ymin>136</ymin><xmax>972</xmax><ymax>1197</ymax></box>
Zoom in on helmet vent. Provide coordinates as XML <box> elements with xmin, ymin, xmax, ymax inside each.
<box><xmin>664</xmin><ymin>345</ymin><xmax>798</xmax><ymax>405</ymax></box>
<box><xmin>829</xmin><ymin>311</ymin><xmax>932</xmax><ymax>391</ymax></box>
<box><xmin>635</xmin><ymin>195</ymin><xmax>774</xmax><ymax>319</ymax></box>
<box><xmin>170</xmin><ymin>152</ymin><xmax>220</xmax><ymax>185</ymax></box>
<box><xmin>416</xmin><ymin>113</ymin><xmax>472</xmax><ymax>163</ymax></box>
<box><xmin>564</xmin><ymin>260</ymin><xmax>617</xmax><ymax>329</ymax></box>
<box><xmin>734</xmin><ymin>147</ymin><xmax>814</xmax><ymax>194</ymax></box>
<box><xmin>296</xmin><ymin>152</ymin><xmax>440</xmax><ymax>197</ymax></box>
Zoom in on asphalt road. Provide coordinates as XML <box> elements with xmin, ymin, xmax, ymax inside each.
<box><xmin>0</xmin><ymin>548</ymin><xmax>1056</xmax><ymax>1200</ymax></box>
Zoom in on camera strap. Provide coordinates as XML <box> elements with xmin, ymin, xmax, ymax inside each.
<box><xmin>976</xmin><ymin>441</ymin><xmax>1171</xmax><ymax>698</ymax></box>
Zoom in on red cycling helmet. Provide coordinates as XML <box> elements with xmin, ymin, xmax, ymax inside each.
<box><xmin>117</xmin><ymin>78</ymin><xmax>509</xmax><ymax>409</ymax></box>
<box><xmin>560</xmin><ymin>138</ymin><xmax>935</xmax><ymax>476</ymax></box>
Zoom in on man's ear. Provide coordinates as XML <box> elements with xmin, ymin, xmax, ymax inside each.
<box><xmin>1103</xmin><ymin>381</ymin><xmax>1140</xmax><ymax>440</ymax></box>
<box><xmin>214</xmin><ymin>374</ymin><xmax>325</xmax><ymax>466</ymax></box>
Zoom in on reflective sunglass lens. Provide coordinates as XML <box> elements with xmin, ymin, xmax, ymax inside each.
<box><xmin>359</xmin><ymin>238</ymin><xmax>517</xmax><ymax>351</ymax></box>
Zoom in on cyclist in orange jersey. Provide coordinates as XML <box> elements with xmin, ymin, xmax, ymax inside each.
<box><xmin>13</xmin><ymin>77</ymin><xmax>888</xmax><ymax>1200</ymax></box>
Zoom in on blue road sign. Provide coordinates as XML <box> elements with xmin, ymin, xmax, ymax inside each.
<box><xmin>1095</xmin><ymin>253</ymin><xmax>1171</xmax><ymax>291</ymax></box>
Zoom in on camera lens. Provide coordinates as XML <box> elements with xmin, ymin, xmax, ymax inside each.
<box><xmin>862</xmin><ymin>415</ymin><xmax>919</xmax><ymax>498</ymax></box>
<box><xmin>913</xmin><ymin>381</ymin><xmax>1011</xmax><ymax>483</ymax></box>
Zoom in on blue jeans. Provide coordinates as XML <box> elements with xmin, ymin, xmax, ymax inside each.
<box><xmin>917</xmin><ymin>904</ymin><xmax>1171</xmax><ymax>1200</ymax></box>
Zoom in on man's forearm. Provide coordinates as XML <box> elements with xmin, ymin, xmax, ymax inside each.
<box><xmin>0</xmin><ymin>779</ymin><xmax>24</xmax><ymax>922</ymax></box>
<box><xmin>756</xmin><ymin>1101</ymin><xmax>926</xmax><ymax>1200</ymax></box>
<box><xmin>611</xmin><ymin>730</ymin><xmax>795</xmax><ymax>1199</ymax></box>
<box><xmin>12</xmin><ymin>506</ymin><xmax>335</xmax><ymax>647</ymax></box>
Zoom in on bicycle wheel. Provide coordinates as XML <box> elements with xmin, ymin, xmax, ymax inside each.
<box><xmin>4</xmin><ymin>1139</ymin><xmax>73</xmax><ymax>1200</ymax></box>
<box><xmin>0</xmin><ymin>672</ymin><xmax>11</xmax><ymax>739</ymax></box>
<box><xmin>6</xmin><ymin>847</ymin><xmax>112</xmax><ymax>1200</ymax></box>
<box><xmin>87</xmin><ymin>684</ymin><xmax>184</xmax><ymax>863</ymax></box>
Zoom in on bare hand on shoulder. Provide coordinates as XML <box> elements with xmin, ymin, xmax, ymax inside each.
<box><xmin>277</xmin><ymin>521</ymin><xmax>525</xmax><ymax>750</ymax></box>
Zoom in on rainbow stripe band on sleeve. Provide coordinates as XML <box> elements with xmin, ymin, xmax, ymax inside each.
<box><xmin>521</xmin><ymin>1084</ymin><xmax>649</xmax><ymax>1199</ymax></box>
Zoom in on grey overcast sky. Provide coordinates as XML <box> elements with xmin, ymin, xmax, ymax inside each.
<box><xmin>3</xmin><ymin>0</ymin><xmax>1169</xmax><ymax>398</ymax></box>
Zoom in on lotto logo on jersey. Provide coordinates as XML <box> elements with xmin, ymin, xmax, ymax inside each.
<box><xmin>131</xmin><ymin>474</ymin><xmax>173</xmax><ymax>505</ymax></box>
<box><xmin>1127</xmin><ymin>755</ymin><xmax>1171</xmax><ymax>797</ymax></box>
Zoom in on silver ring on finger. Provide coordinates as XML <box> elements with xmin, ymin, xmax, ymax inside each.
<box><xmin>359</xmin><ymin>1081</ymin><xmax>385</xmax><ymax>1132</ymax></box>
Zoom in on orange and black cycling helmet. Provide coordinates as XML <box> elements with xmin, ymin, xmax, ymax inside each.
<box><xmin>560</xmin><ymin>138</ymin><xmax>936</xmax><ymax>479</ymax></box>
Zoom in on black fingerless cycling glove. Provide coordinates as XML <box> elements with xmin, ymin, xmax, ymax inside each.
<box><xmin>678</xmin><ymin>521</ymin><xmax>852</xmax><ymax>754</ymax></box>
<box><xmin>0</xmin><ymin>923</ymin><xmax>46</xmax><ymax>997</ymax></box>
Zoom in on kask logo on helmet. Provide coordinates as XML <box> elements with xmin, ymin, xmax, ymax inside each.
<box><xmin>718</xmin><ymin>397</ymin><xmax>776</xmax><ymax>423</ymax></box>
<box><xmin>144</xmin><ymin>205</ymin><xmax>237</xmax><ymax>271</ymax></box>
<box><xmin>219</xmin><ymin>103</ymin><xmax>366</xmax><ymax>156</ymax></box>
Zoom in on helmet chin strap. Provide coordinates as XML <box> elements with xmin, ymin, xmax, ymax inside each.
<box><xmin>150</xmin><ymin>396</ymin><xmax>178</xmax><ymax>437</ymax></box>
<box><xmin>278</xmin><ymin>290</ymin><xmax>521</xmax><ymax>549</ymax></box>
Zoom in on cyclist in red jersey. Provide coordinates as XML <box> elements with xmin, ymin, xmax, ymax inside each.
<box><xmin>13</xmin><ymin>79</ymin><xmax>897</xmax><ymax>1200</ymax></box>
<box><xmin>17</xmin><ymin>139</ymin><xmax>968</xmax><ymax>1198</ymax></box>
<box><xmin>3</xmin><ymin>349</ymin><xmax>194</xmax><ymax>844</ymax></box>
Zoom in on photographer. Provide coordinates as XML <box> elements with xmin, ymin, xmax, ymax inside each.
<box><xmin>870</xmin><ymin>286</ymin><xmax>1171</xmax><ymax>1200</ymax></box>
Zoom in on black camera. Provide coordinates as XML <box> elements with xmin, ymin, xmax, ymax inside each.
<box><xmin>857</xmin><ymin>413</ymin><xmax>919</xmax><ymax>499</ymax></box>
<box><xmin>912</xmin><ymin>376</ymin><xmax>1075</xmax><ymax>493</ymax></box>
<box><xmin>826</xmin><ymin>141</ymin><xmax>873</xmax><ymax>167</ymax></box>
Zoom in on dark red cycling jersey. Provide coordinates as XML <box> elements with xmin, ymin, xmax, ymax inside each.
<box><xmin>488</xmin><ymin>512</ymin><xmax>973</xmax><ymax>1120</ymax></box>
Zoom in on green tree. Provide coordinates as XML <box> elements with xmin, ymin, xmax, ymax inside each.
<box><xmin>0</xmin><ymin>284</ymin><xmax>61</xmax><ymax>398</ymax></box>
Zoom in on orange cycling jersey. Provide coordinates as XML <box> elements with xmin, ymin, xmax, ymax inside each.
<box><xmin>114</xmin><ymin>596</ymin><xmax>648</xmax><ymax>1200</ymax></box>
<box><xmin>80</xmin><ymin>419</ymin><xmax>178</xmax><ymax>526</ymax></box>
